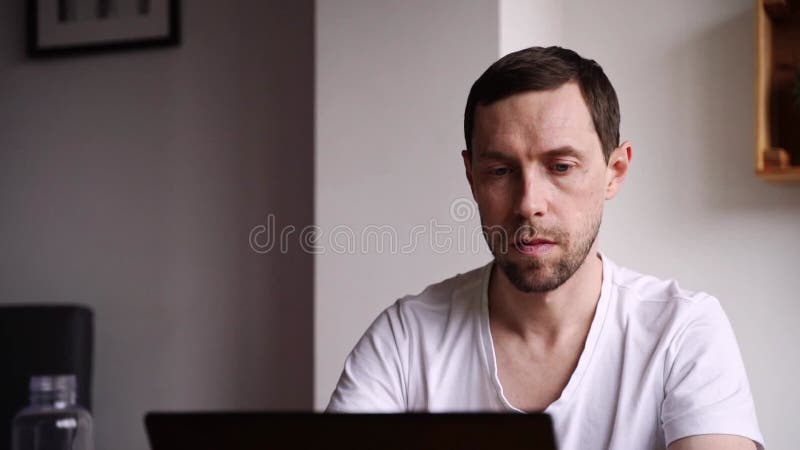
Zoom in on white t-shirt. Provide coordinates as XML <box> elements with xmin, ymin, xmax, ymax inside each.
<box><xmin>327</xmin><ymin>254</ymin><xmax>764</xmax><ymax>450</ymax></box>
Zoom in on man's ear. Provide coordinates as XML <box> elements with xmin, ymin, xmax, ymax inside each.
<box><xmin>462</xmin><ymin>150</ymin><xmax>476</xmax><ymax>195</ymax></box>
<box><xmin>605</xmin><ymin>141</ymin><xmax>632</xmax><ymax>200</ymax></box>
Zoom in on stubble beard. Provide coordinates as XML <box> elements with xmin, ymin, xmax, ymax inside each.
<box><xmin>489</xmin><ymin>213</ymin><xmax>602</xmax><ymax>293</ymax></box>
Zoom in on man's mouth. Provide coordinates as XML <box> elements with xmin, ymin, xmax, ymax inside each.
<box><xmin>514</xmin><ymin>238</ymin><xmax>556</xmax><ymax>256</ymax></box>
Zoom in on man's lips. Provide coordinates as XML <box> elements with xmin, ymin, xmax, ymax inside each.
<box><xmin>514</xmin><ymin>238</ymin><xmax>556</xmax><ymax>255</ymax></box>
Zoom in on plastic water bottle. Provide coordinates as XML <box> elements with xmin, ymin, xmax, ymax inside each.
<box><xmin>11</xmin><ymin>375</ymin><xmax>94</xmax><ymax>450</ymax></box>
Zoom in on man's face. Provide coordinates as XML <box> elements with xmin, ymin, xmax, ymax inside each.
<box><xmin>464</xmin><ymin>81</ymin><xmax>624</xmax><ymax>293</ymax></box>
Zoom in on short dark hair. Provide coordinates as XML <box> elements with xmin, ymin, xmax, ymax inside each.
<box><xmin>464</xmin><ymin>46</ymin><xmax>620</xmax><ymax>162</ymax></box>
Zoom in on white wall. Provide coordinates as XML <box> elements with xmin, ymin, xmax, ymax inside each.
<box><xmin>0</xmin><ymin>1</ymin><xmax>314</xmax><ymax>449</ymax></box>
<box><xmin>316</xmin><ymin>0</ymin><xmax>800</xmax><ymax>448</ymax></box>
<box><xmin>499</xmin><ymin>0</ymin><xmax>562</xmax><ymax>55</ymax></box>
<box><xmin>314</xmin><ymin>0</ymin><xmax>498</xmax><ymax>408</ymax></box>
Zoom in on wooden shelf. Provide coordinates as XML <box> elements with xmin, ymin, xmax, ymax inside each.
<box><xmin>755</xmin><ymin>0</ymin><xmax>800</xmax><ymax>182</ymax></box>
<box><xmin>756</xmin><ymin>166</ymin><xmax>800</xmax><ymax>181</ymax></box>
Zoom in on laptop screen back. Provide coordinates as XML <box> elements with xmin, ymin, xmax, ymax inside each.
<box><xmin>145</xmin><ymin>412</ymin><xmax>557</xmax><ymax>450</ymax></box>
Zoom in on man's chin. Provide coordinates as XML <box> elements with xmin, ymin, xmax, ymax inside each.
<box><xmin>509</xmin><ymin>272</ymin><xmax>566</xmax><ymax>294</ymax></box>
<box><xmin>495</xmin><ymin>257</ymin><xmax>567</xmax><ymax>293</ymax></box>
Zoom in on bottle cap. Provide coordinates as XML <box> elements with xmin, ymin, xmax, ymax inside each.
<box><xmin>30</xmin><ymin>375</ymin><xmax>77</xmax><ymax>399</ymax></box>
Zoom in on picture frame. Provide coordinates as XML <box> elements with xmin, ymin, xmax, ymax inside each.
<box><xmin>27</xmin><ymin>0</ymin><xmax>181</xmax><ymax>57</ymax></box>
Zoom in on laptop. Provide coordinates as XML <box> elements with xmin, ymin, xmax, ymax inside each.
<box><xmin>145</xmin><ymin>411</ymin><xmax>558</xmax><ymax>450</ymax></box>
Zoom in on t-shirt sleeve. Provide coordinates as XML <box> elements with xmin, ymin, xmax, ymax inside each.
<box><xmin>661</xmin><ymin>295</ymin><xmax>764</xmax><ymax>449</ymax></box>
<box><xmin>326</xmin><ymin>304</ymin><xmax>408</xmax><ymax>412</ymax></box>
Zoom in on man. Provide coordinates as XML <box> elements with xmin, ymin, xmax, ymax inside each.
<box><xmin>327</xmin><ymin>47</ymin><xmax>764</xmax><ymax>450</ymax></box>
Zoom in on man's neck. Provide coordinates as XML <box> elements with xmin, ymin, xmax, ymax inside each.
<box><xmin>488</xmin><ymin>248</ymin><xmax>604</xmax><ymax>346</ymax></box>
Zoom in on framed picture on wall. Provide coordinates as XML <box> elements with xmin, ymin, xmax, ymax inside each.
<box><xmin>27</xmin><ymin>0</ymin><xmax>181</xmax><ymax>57</ymax></box>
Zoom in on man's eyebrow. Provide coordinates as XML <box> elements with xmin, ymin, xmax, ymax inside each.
<box><xmin>542</xmin><ymin>146</ymin><xmax>584</xmax><ymax>158</ymax></box>
<box><xmin>476</xmin><ymin>146</ymin><xmax>585</xmax><ymax>160</ymax></box>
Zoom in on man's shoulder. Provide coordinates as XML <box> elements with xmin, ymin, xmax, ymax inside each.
<box><xmin>609</xmin><ymin>257</ymin><xmax>717</xmax><ymax>307</ymax></box>
<box><xmin>604</xmin><ymin>257</ymin><xmax>738</xmax><ymax>375</ymax></box>
<box><xmin>399</xmin><ymin>263</ymin><xmax>487</xmax><ymax>303</ymax></box>
<box><xmin>369</xmin><ymin>263</ymin><xmax>489</xmax><ymax>339</ymax></box>
<box><xmin>606</xmin><ymin>257</ymin><xmax>727</xmax><ymax>333</ymax></box>
<box><xmin>391</xmin><ymin>263</ymin><xmax>488</xmax><ymax>315</ymax></box>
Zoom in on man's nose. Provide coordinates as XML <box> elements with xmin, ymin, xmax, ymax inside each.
<box><xmin>513</xmin><ymin>170</ymin><xmax>548</xmax><ymax>219</ymax></box>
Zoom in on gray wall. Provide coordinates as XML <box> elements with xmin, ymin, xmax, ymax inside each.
<box><xmin>0</xmin><ymin>1</ymin><xmax>314</xmax><ymax>449</ymax></box>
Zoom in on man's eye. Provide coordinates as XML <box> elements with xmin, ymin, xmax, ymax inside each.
<box><xmin>491</xmin><ymin>168</ymin><xmax>512</xmax><ymax>176</ymax></box>
<box><xmin>551</xmin><ymin>163</ymin><xmax>573</xmax><ymax>173</ymax></box>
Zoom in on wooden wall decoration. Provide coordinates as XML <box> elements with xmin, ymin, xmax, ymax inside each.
<box><xmin>756</xmin><ymin>0</ymin><xmax>800</xmax><ymax>181</ymax></box>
